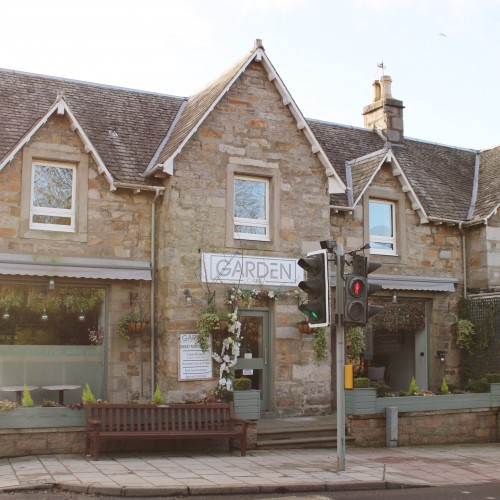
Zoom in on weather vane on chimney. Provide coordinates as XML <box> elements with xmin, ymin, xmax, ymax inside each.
<box><xmin>377</xmin><ymin>61</ymin><xmax>385</xmax><ymax>76</ymax></box>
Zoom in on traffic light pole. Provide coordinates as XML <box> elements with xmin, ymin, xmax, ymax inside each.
<box><xmin>335</xmin><ymin>244</ymin><xmax>346</xmax><ymax>471</ymax></box>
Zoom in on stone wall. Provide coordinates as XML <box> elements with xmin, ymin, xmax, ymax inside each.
<box><xmin>348</xmin><ymin>408</ymin><xmax>499</xmax><ymax>447</ymax></box>
<box><xmin>0</xmin><ymin>422</ymin><xmax>258</xmax><ymax>458</ymax></box>
<box><xmin>155</xmin><ymin>60</ymin><xmax>332</xmax><ymax>415</ymax></box>
<box><xmin>466</xmin><ymin>211</ymin><xmax>500</xmax><ymax>291</ymax></box>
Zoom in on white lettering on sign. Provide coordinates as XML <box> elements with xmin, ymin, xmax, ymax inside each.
<box><xmin>202</xmin><ymin>253</ymin><xmax>304</xmax><ymax>286</ymax></box>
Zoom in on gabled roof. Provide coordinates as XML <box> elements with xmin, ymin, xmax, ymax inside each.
<box><xmin>474</xmin><ymin>146</ymin><xmax>500</xmax><ymax>221</ymax></box>
<box><xmin>0</xmin><ymin>96</ymin><xmax>115</xmax><ymax>188</ymax></box>
<box><xmin>311</xmin><ymin>115</ymin><xmax>484</xmax><ymax>223</ymax></box>
<box><xmin>0</xmin><ymin>68</ymin><xmax>183</xmax><ymax>186</ymax></box>
<box><xmin>0</xmin><ymin>47</ymin><xmax>497</xmax><ymax>224</ymax></box>
<box><xmin>150</xmin><ymin>42</ymin><xmax>346</xmax><ymax>194</ymax></box>
<box><xmin>347</xmin><ymin>149</ymin><xmax>388</xmax><ymax>205</ymax></box>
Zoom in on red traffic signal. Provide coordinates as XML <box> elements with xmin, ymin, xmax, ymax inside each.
<box><xmin>344</xmin><ymin>275</ymin><xmax>368</xmax><ymax>325</ymax></box>
<box><xmin>344</xmin><ymin>255</ymin><xmax>384</xmax><ymax>325</ymax></box>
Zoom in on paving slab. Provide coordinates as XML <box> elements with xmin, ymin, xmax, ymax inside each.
<box><xmin>0</xmin><ymin>443</ymin><xmax>499</xmax><ymax>496</ymax></box>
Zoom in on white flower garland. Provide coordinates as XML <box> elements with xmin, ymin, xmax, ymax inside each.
<box><xmin>211</xmin><ymin>307</ymin><xmax>242</xmax><ymax>390</ymax></box>
<box><xmin>211</xmin><ymin>287</ymin><xmax>304</xmax><ymax>389</ymax></box>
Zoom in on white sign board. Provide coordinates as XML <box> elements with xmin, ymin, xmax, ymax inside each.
<box><xmin>202</xmin><ymin>253</ymin><xmax>304</xmax><ymax>286</ymax></box>
<box><xmin>178</xmin><ymin>334</ymin><xmax>213</xmax><ymax>381</ymax></box>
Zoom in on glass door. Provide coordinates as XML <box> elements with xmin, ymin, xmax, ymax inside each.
<box><xmin>235</xmin><ymin>310</ymin><xmax>271</xmax><ymax>411</ymax></box>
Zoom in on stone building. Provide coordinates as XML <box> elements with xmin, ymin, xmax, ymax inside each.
<box><xmin>0</xmin><ymin>40</ymin><xmax>498</xmax><ymax>416</ymax></box>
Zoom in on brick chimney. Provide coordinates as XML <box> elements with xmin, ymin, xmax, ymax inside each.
<box><xmin>362</xmin><ymin>75</ymin><xmax>404</xmax><ymax>143</ymax></box>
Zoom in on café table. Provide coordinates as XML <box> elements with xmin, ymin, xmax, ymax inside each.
<box><xmin>0</xmin><ymin>385</ymin><xmax>38</xmax><ymax>404</ymax></box>
<box><xmin>41</xmin><ymin>385</ymin><xmax>81</xmax><ymax>404</ymax></box>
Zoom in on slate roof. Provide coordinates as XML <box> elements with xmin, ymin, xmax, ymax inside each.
<box><xmin>154</xmin><ymin>51</ymin><xmax>253</xmax><ymax>170</ymax></box>
<box><xmin>0</xmin><ymin>51</ymin><xmax>497</xmax><ymax>223</ymax></box>
<box><xmin>309</xmin><ymin>116</ymin><xmax>492</xmax><ymax>221</ymax></box>
<box><xmin>348</xmin><ymin>150</ymin><xmax>388</xmax><ymax>205</ymax></box>
<box><xmin>475</xmin><ymin>146</ymin><xmax>500</xmax><ymax>220</ymax></box>
<box><xmin>393</xmin><ymin>140</ymin><xmax>477</xmax><ymax>221</ymax></box>
<box><xmin>0</xmin><ymin>68</ymin><xmax>184</xmax><ymax>185</ymax></box>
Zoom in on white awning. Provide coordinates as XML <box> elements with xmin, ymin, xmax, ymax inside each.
<box><xmin>331</xmin><ymin>273</ymin><xmax>456</xmax><ymax>292</ymax></box>
<box><xmin>0</xmin><ymin>253</ymin><xmax>151</xmax><ymax>281</ymax></box>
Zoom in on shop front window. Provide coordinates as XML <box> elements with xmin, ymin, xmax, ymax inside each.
<box><xmin>0</xmin><ymin>284</ymin><xmax>106</xmax><ymax>403</ymax></box>
<box><xmin>0</xmin><ymin>284</ymin><xmax>105</xmax><ymax>345</ymax></box>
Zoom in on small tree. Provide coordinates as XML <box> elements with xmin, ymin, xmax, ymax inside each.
<box><xmin>440</xmin><ymin>376</ymin><xmax>450</xmax><ymax>395</ymax></box>
<box><xmin>22</xmin><ymin>385</ymin><xmax>34</xmax><ymax>407</ymax></box>
<box><xmin>152</xmin><ymin>384</ymin><xmax>165</xmax><ymax>404</ymax></box>
<box><xmin>81</xmin><ymin>383</ymin><xmax>96</xmax><ymax>405</ymax></box>
<box><xmin>408</xmin><ymin>377</ymin><xmax>419</xmax><ymax>396</ymax></box>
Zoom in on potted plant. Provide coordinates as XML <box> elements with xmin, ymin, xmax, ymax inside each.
<box><xmin>297</xmin><ymin>319</ymin><xmax>316</xmax><ymax>334</ymax></box>
<box><xmin>196</xmin><ymin>311</ymin><xmax>222</xmax><ymax>351</ymax></box>
<box><xmin>0</xmin><ymin>285</ymin><xmax>24</xmax><ymax>318</ymax></box>
<box><xmin>455</xmin><ymin>319</ymin><xmax>481</xmax><ymax>354</ymax></box>
<box><xmin>232</xmin><ymin>377</ymin><xmax>260</xmax><ymax>420</ymax></box>
<box><xmin>312</xmin><ymin>327</ymin><xmax>328</xmax><ymax>364</ymax></box>
<box><xmin>63</xmin><ymin>287</ymin><xmax>104</xmax><ymax>320</ymax></box>
<box><xmin>346</xmin><ymin>326</ymin><xmax>365</xmax><ymax>374</ymax></box>
<box><xmin>196</xmin><ymin>293</ymin><xmax>227</xmax><ymax>352</ymax></box>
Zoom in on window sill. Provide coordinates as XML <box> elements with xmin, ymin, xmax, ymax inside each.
<box><xmin>21</xmin><ymin>228</ymin><xmax>88</xmax><ymax>243</ymax></box>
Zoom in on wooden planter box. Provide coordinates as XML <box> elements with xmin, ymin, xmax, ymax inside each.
<box><xmin>233</xmin><ymin>390</ymin><xmax>261</xmax><ymax>420</ymax></box>
<box><xmin>0</xmin><ymin>407</ymin><xmax>86</xmax><ymax>429</ymax></box>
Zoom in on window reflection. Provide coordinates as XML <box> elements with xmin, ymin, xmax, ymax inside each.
<box><xmin>0</xmin><ymin>285</ymin><xmax>105</xmax><ymax>346</ymax></box>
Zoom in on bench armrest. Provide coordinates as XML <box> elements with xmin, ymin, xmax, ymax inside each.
<box><xmin>232</xmin><ymin>418</ymin><xmax>249</xmax><ymax>429</ymax></box>
<box><xmin>87</xmin><ymin>419</ymin><xmax>102</xmax><ymax>430</ymax></box>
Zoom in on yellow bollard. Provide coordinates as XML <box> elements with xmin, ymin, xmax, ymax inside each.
<box><xmin>344</xmin><ymin>364</ymin><xmax>353</xmax><ymax>390</ymax></box>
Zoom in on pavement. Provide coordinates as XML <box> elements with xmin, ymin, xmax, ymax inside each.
<box><xmin>1</xmin><ymin>443</ymin><xmax>500</xmax><ymax>497</ymax></box>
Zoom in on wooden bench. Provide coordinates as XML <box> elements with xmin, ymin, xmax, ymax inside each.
<box><xmin>85</xmin><ymin>402</ymin><xmax>248</xmax><ymax>460</ymax></box>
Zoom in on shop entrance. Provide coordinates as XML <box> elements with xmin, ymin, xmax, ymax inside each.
<box><xmin>235</xmin><ymin>309</ymin><xmax>271</xmax><ymax>411</ymax></box>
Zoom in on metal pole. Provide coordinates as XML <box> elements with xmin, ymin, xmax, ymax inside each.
<box><xmin>335</xmin><ymin>244</ymin><xmax>346</xmax><ymax>471</ymax></box>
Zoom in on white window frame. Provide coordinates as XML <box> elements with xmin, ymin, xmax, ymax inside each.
<box><xmin>30</xmin><ymin>161</ymin><xmax>76</xmax><ymax>232</ymax></box>
<box><xmin>369</xmin><ymin>199</ymin><xmax>397</xmax><ymax>256</ymax></box>
<box><xmin>233</xmin><ymin>175</ymin><xmax>270</xmax><ymax>241</ymax></box>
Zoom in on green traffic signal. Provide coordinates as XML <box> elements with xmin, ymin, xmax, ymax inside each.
<box><xmin>297</xmin><ymin>249</ymin><xmax>330</xmax><ymax>327</ymax></box>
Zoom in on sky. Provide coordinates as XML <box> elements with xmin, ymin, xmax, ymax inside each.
<box><xmin>1</xmin><ymin>0</ymin><xmax>499</xmax><ymax>151</ymax></box>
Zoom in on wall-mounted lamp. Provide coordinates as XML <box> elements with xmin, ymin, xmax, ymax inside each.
<box><xmin>49</xmin><ymin>279</ymin><xmax>55</xmax><ymax>290</ymax></box>
<box><xmin>78</xmin><ymin>310</ymin><xmax>86</xmax><ymax>322</ymax></box>
<box><xmin>392</xmin><ymin>290</ymin><xmax>397</xmax><ymax>304</ymax></box>
<box><xmin>436</xmin><ymin>351</ymin><xmax>445</xmax><ymax>362</ymax></box>
<box><xmin>41</xmin><ymin>310</ymin><xmax>49</xmax><ymax>321</ymax></box>
<box><xmin>184</xmin><ymin>289</ymin><xmax>193</xmax><ymax>307</ymax></box>
<box><xmin>2</xmin><ymin>311</ymin><xmax>10</xmax><ymax>320</ymax></box>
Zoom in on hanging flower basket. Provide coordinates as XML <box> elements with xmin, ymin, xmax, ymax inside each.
<box><xmin>127</xmin><ymin>321</ymin><xmax>149</xmax><ymax>335</ymax></box>
<box><xmin>297</xmin><ymin>322</ymin><xmax>315</xmax><ymax>334</ymax></box>
<box><xmin>214</xmin><ymin>320</ymin><xmax>229</xmax><ymax>332</ymax></box>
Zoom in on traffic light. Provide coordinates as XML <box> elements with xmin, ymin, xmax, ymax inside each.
<box><xmin>344</xmin><ymin>255</ymin><xmax>383</xmax><ymax>326</ymax></box>
<box><xmin>344</xmin><ymin>274</ymin><xmax>367</xmax><ymax>325</ymax></box>
<box><xmin>297</xmin><ymin>249</ymin><xmax>330</xmax><ymax>327</ymax></box>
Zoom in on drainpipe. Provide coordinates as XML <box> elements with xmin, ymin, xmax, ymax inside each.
<box><xmin>151</xmin><ymin>188</ymin><xmax>163</xmax><ymax>397</ymax></box>
<box><xmin>459</xmin><ymin>223</ymin><xmax>467</xmax><ymax>299</ymax></box>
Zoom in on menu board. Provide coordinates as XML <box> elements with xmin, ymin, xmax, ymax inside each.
<box><xmin>178</xmin><ymin>333</ymin><xmax>213</xmax><ymax>380</ymax></box>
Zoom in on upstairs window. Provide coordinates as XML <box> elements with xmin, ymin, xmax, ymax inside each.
<box><xmin>369</xmin><ymin>199</ymin><xmax>397</xmax><ymax>255</ymax></box>
<box><xmin>30</xmin><ymin>162</ymin><xmax>76</xmax><ymax>232</ymax></box>
<box><xmin>234</xmin><ymin>175</ymin><xmax>269</xmax><ymax>241</ymax></box>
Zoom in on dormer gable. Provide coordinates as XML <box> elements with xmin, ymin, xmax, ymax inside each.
<box><xmin>148</xmin><ymin>40</ymin><xmax>346</xmax><ymax>195</ymax></box>
<box><xmin>345</xmin><ymin>147</ymin><xmax>429</xmax><ymax>223</ymax></box>
<box><xmin>0</xmin><ymin>96</ymin><xmax>116</xmax><ymax>190</ymax></box>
